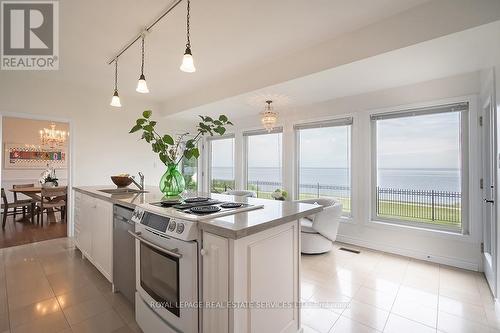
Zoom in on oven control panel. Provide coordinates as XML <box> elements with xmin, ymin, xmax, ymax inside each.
<box><xmin>131</xmin><ymin>206</ymin><xmax>198</xmax><ymax>241</ymax></box>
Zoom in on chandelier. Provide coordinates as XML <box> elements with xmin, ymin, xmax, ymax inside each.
<box><xmin>39</xmin><ymin>123</ymin><xmax>67</xmax><ymax>148</ymax></box>
<box><xmin>261</xmin><ymin>100</ymin><xmax>278</xmax><ymax>132</ymax></box>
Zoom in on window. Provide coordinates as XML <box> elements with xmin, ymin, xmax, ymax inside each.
<box><xmin>371</xmin><ymin>102</ymin><xmax>468</xmax><ymax>232</ymax></box>
<box><xmin>244</xmin><ymin>129</ymin><xmax>283</xmax><ymax>199</ymax></box>
<box><xmin>295</xmin><ymin>118</ymin><xmax>352</xmax><ymax>214</ymax></box>
<box><xmin>208</xmin><ymin>136</ymin><xmax>235</xmax><ymax>193</ymax></box>
<box><xmin>181</xmin><ymin>156</ymin><xmax>198</xmax><ymax>191</ymax></box>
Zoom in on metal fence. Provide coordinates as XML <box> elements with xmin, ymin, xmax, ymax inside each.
<box><xmin>247</xmin><ymin>180</ymin><xmax>351</xmax><ymax>209</ymax></box>
<box><xmin>376</xmin><ymin>187</ymin><xmax>461</xmax><ymax>225</ymax></box>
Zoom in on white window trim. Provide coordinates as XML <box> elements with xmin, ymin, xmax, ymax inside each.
<box><xmin>369</xmin><ymin>102</ymin><xmax>470</xmax><ymax>234</ymax></box>
<box><xmin>293</xmin><ymin>116</ymin><xmax>354</xmax><ymax>217</ymax></box>
<box><xmin>242</xmin><ymin>128</ymin><xmax>284</xmax><ymax>195</ymax></box>
<box><xmin>205</xmin><ymin>134</ymin><xmax>235</xmax><ymax>193</ymax></box>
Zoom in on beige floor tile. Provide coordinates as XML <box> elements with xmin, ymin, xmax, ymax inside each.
<box><xmin>396</xmin><ymin>286</ymin><xmax>438</xmax><ymax>309</ymax></box>
<box><xmin>383</xmin><ymin>313</ymin><xmax>435</xmax><ymax>333</ymax></box>
<box><xmin>437</xmin><ymin>310</ymin><xmax>493</xmax><ymax>333</ymax></box>
<box><xmin>10</xmin><ymin>311</ymin><xmax>69</xmax><ymax>333</ymax></box>
<box><xmin>302</xmin><ymin>308</ymin><xmax>340</xmax><ymax>333</ymax></box>
<box><xmin>7</xmin><ymin>282</ymin><xmax>55</xmax><ymax>310</ymax></box>
<box><xmin>302</xmin><ymin>324</ymin><xmax>320</xmax><ymax>333</ymax></box>
<box><xmin>330</xmin><ymin>315</ymin><xmax>380</xmax><ymax>333</ymax></box>
<box><xmin>439</xmin><ymin>286</ymin><xmax>483</xmax><ymax>306</ymax></box>
<box><xmin>63</xmin><ymin>294</ymin><xmax>112</xmax><ymax>325</ymax></box>
<box><xmin>391</xmin><ymin>298</ymin><xmax>437</xmax><ymax>328</ymax></box>
<box><xmin>56</xmin><ymin>283</ymin><xmax>102</xmax><ymax>310</ymax></box>
<box><xmin>0</xmin><ymin>313</ymin><xmax>10</xmax><ymax>333</ymax></box>
<box><xmin>9</xmin><ymin>297</ymin><xmax>61</xmax><ymax>328</ymax></box>
<box><xmin>353</xmin><ymin>286</ymin><xmax>396</xmax><ymax>311</ymax></box>
<box><xmin>47</xmin><ymin>270</ymin><xmax>93</xmax><ymax>295</ymax></box>
<box><xmin>438</xmin><ymin>295</ymin><xmax>488</xmax><ymax>325</ymax></box>
<box><xmin>342</xmin><ymin>300</ymin><xmax>389</xmax><ymax>331</ymax></box>
<box><xmin>70</xmin><ymin>309</ymin><xmax>125</xmax><ymax>333</ymax></box>
<box><xmin>362</xmin><ymin>277</ymin><xmax>400</xmax><ymax>297</ymax></box>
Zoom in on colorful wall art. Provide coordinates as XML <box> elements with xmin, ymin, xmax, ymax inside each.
<box><xmin>4</xmin><ymin>144</ymin><xmax>67</xmax><ymax>169</ymax></box>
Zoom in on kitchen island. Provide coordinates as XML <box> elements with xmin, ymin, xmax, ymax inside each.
<box><xmin>73</xmin><ymin>185</ymin><xmax>323</xmax><ymax>333</ymax></box>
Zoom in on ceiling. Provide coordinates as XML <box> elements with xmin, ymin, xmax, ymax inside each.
<box><xmin>0</xmin><ymin>0</ymin><xmax>431</xmax><ymax>103</ymax></box>
<box><xmin>168</xmin><ymin>20</ymin><xmax>500</xmax><ymax>122</ymax></box>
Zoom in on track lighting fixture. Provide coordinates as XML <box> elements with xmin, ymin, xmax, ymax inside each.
<box><xmin>180</xmin><ymin>0</ymin><xmax>196</xmax><ymax>73</ymax></box>
<box><xmin>136</xmin><ymin>35</ymin><xmax>149</xmax><ymax>93</ymax></box>
<box><xmin>110</xmin><ymin>59</ymin><xmax>122</xmax><ymax>107</ymax></box>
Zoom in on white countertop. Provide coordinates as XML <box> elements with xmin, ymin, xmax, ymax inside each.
<box><xmin>73</xmin><ymin>185</ymin><xmax>323</xmax><ymax>239</ymax></box>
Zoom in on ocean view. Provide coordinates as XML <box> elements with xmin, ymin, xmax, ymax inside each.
<box><xmin>212</xmin><ymin>167</ymin><xmax>461</xmax><ymax>192</ymax></box>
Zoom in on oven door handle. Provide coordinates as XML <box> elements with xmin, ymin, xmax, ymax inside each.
<box><xmin>128</xmin><ymin>230</ymin><xmax>183</xmax><ymax>259</ymax></box>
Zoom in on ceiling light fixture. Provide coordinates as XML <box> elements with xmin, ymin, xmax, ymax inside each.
<box><xmin>39</xmin><ymin>123</ymin><xmax>67</xmax><ymax>148</ymax></box>
<box><xmin>110</xmin><ymin>59</ymin><xmax>122</xmax><ymax>107</ymax></box>
<box><xmin>136</xmin><ymin>35</ymin><xmax>149</xmax><ymax>93</ymax></box>
<box><xmin>180</xmin><ymin>0</ymin><xmax>196</xmax><ymax>73</ymax></box>
<box><xmin>261</xmin><ymin>100</ymin><xmax>278</xmax><ymax>132</ymax></box>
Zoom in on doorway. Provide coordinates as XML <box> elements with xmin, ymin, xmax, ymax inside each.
<box><xmin>481</xmin><ymin>96</ymin><xmax>497</xmax><ymax>297</ymax></box>
<box><xmin>0</xmin><ymin>116</ymin><xmax>70</xmax><ymax>248</ymax></box>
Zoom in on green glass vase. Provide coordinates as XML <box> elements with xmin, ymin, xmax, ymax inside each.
<box><xmin>159</xmin><ymin>164</ymin><xmax>186</xmax><ymax>196</ymax></box>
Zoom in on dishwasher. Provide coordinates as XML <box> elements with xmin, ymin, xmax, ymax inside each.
<box><xmin>113</xmin><ymin>205</ymin><xmax>136</xmax><ymax>305</ymax></box>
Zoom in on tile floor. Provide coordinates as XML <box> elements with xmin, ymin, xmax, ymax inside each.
<box><xmin>301</xmin><ymin>243</ymin><xmax>500</xmax><ymax>333</ymax></box>
<box><xmin>0</xmin><ymin>237</ymin><xmax>140</xmax><ymax>333</ymax></box>
<box><xmin>0</xmin><ymin>238</ymin><xmax>498</xmax><ymax>333</ymax></box>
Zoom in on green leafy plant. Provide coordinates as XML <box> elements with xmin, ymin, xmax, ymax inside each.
<box><xmin>130</xmin><ymin>110</ymin><xmax>233</xmax><ymax>166</ymax></box>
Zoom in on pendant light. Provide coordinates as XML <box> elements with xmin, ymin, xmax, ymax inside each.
<box><xmin>261</xmin><ymin>100</ymin><xmax>278</xmax><ymax>132</ymax></box>
<box><xmin>110</xmin><ymin>59</ymin><xmax>122</xmax><ymax>107</ymax></box>
<box><xmin>180</xmin><ymin>0</ymin><xmax>196</xmax><ymax>73</ymax></box>
<box><xmin>136</xmin><ymin>35</ymin><xmax>149</xmax><ymax>93</ymax></box>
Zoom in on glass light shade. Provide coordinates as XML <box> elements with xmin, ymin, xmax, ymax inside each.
<box><xmin>180</xmin><ymin>53</ymin><xmax>196</xmax><ymax>73</ymax></box>
<box><xmin>136</xmin><ymin>74</ymin><xmax>149</xmax><ymax>93</ymax></box>
<box><xmin>110</xmin><ymin>90</ymin><xmax>122</xmax><ymax>107</ymax></box>
<box><xmin>261</xmin><ymin>111</ymin><xmax>278</xmax><ymax>132</ymax></box>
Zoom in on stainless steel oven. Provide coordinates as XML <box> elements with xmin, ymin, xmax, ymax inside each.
<box><xmin>130</xmin><ymin>210</ymin><xmax>199</xmax><ymax>333</ymax></box>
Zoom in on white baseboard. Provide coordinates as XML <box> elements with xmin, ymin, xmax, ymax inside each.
<box><xmin>336</xmin><ymin>234</ymin><xmax>479</xmax><ymax>271</ymax></box>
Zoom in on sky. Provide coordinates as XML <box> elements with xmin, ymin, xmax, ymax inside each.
<box><xmin>377</xmin><ymin>112</ymin><xmax>461</xmax><ymax>169</ymax></box>
<box><xmin>210</xmin><ymin>112</ymin><xmax>461</xmax><ymax>170</ymax></box>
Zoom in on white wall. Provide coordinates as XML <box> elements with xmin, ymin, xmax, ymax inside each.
<box><xmin>195</xmin><ymin>71</ymin><xmax>484</xmax><ymax>270</ymax></box>
<box><xmin>0</xmin><ymin>75</ymin><xmax>180</xmax><ymax>188</ymax></box>
<box><xmin>2</xmin><ymin>117</ymin><xmax>69</xmax><ymax>200</ymax></box>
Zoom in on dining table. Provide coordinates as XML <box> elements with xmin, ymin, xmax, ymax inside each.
<box><xmin>8</xmin><ymin>187</ymin><xmax>57</xmax><ymax>223</ymax></box>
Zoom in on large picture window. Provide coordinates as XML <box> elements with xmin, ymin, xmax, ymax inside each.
<box><xmin>244</xmin><ymin>129</ymin><xmax>283</xmax><ymax>199</ymax></box>
<box><xmin>295</xmin><ymin>118</ymin><xmax>352</xmax><ymax>214</ymax></box>
<box><xmin>208</xmin><ymin>136</ymin><xmax>235</xmax><ymax>193</ymax></box>
<box><xmin>371</xmin><ymin>102</ymin><xmax>468</xmax><ymax>232</ymax></box>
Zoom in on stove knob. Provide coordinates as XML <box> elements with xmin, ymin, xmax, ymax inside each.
<box><xmin>168</xmin><ymin>221</ymin><xmax>176</xmax><ymax>232</ymax></box>
<box><xmin>176</xmin><ymin>223</ymin><xmax>185</xmax><ymax>234</ymax></box>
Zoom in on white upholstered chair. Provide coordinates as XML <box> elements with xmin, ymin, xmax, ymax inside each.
<box><xmin>296</xmin><ymin>198</ymin><xmax>342</xmax><ymax>254</ymax></box>
<box><xmin>223</xmin><ymin>190</ymin><xmax>257</xmax><ymax>198</ymax></box>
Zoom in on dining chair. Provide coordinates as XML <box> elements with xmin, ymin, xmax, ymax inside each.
<box><xmin>37</xmin><ymin>186</ymin><xmax>68</xmax><ymax>226</ymax></box>
<box><xmin>2</xmin><ymin>188</ymin><xmax>34</xmax><ymax>229</ymax></box>
<box><xmin>12</xmin><ymin>183</ymin><xmax>35</xmax><ymax>219</ymax></box>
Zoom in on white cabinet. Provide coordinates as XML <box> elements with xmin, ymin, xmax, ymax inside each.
<box><xmin>202</xmin><ymin>233</ymin><xmax>229</xmax><ymax>333</ymax></box>
<box><xmin>202</xmin><ymin>221</ymin><xmax>300</xmax><ymax>333</ymax></box>
<box><xmin>73</xmin><ymin>191</ymin><xmax>113</xmax><ymax>282</ymax></box>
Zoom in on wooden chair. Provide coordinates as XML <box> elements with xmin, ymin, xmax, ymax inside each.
<box><xmin>37</xmin><ymin>186</ymin><xmax>67</xmax><ymax>226</ymax></box>
<box><xmin>2</xmin><ymin>188</ymin><xmax>34</xmax><ymax>229</ymax></box>
<box><xmin>12</xmin><ymin>183</ymin><xmax>35</xmax><ymax>219</ymax></box>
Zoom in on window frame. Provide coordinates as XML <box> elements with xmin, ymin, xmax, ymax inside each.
<box><xmin>294</xmin><ymin>117</ymin><xmax>353</xmax><ymax>217</ymax></box>
<box><xmin>206</xmin><ymin>134</ymin><xmax>236</xmax><ymax>193</ymax></box>
<box><xmin>369</xmin><ymin>102</ymin><xmax>469</xmax><ymax>234</ymax></box>
<box><xmin>243</xmin><ymin>127</ymin><xmax>284</xmax><ymax>197</ymax></box>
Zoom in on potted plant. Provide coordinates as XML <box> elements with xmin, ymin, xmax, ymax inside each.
<box><xmin>39</xmin><ymin>165</ymin><xmax>59</xmax><ymax>187</ymax></box>
<box><xmin>130</xmin><ymin>110</ymin><xmax>232</xmax><ymax>196</ymax></box>
<box><xmin>271</xmin><ymin>189</ymin><xmax>288</xmax><ymax>201</ymax></box>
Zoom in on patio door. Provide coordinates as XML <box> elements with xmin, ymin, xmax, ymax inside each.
<box><xmin>481</xmin><ymin>96</ymin><xmax>497</xmax><ymax>297</ymax></box>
